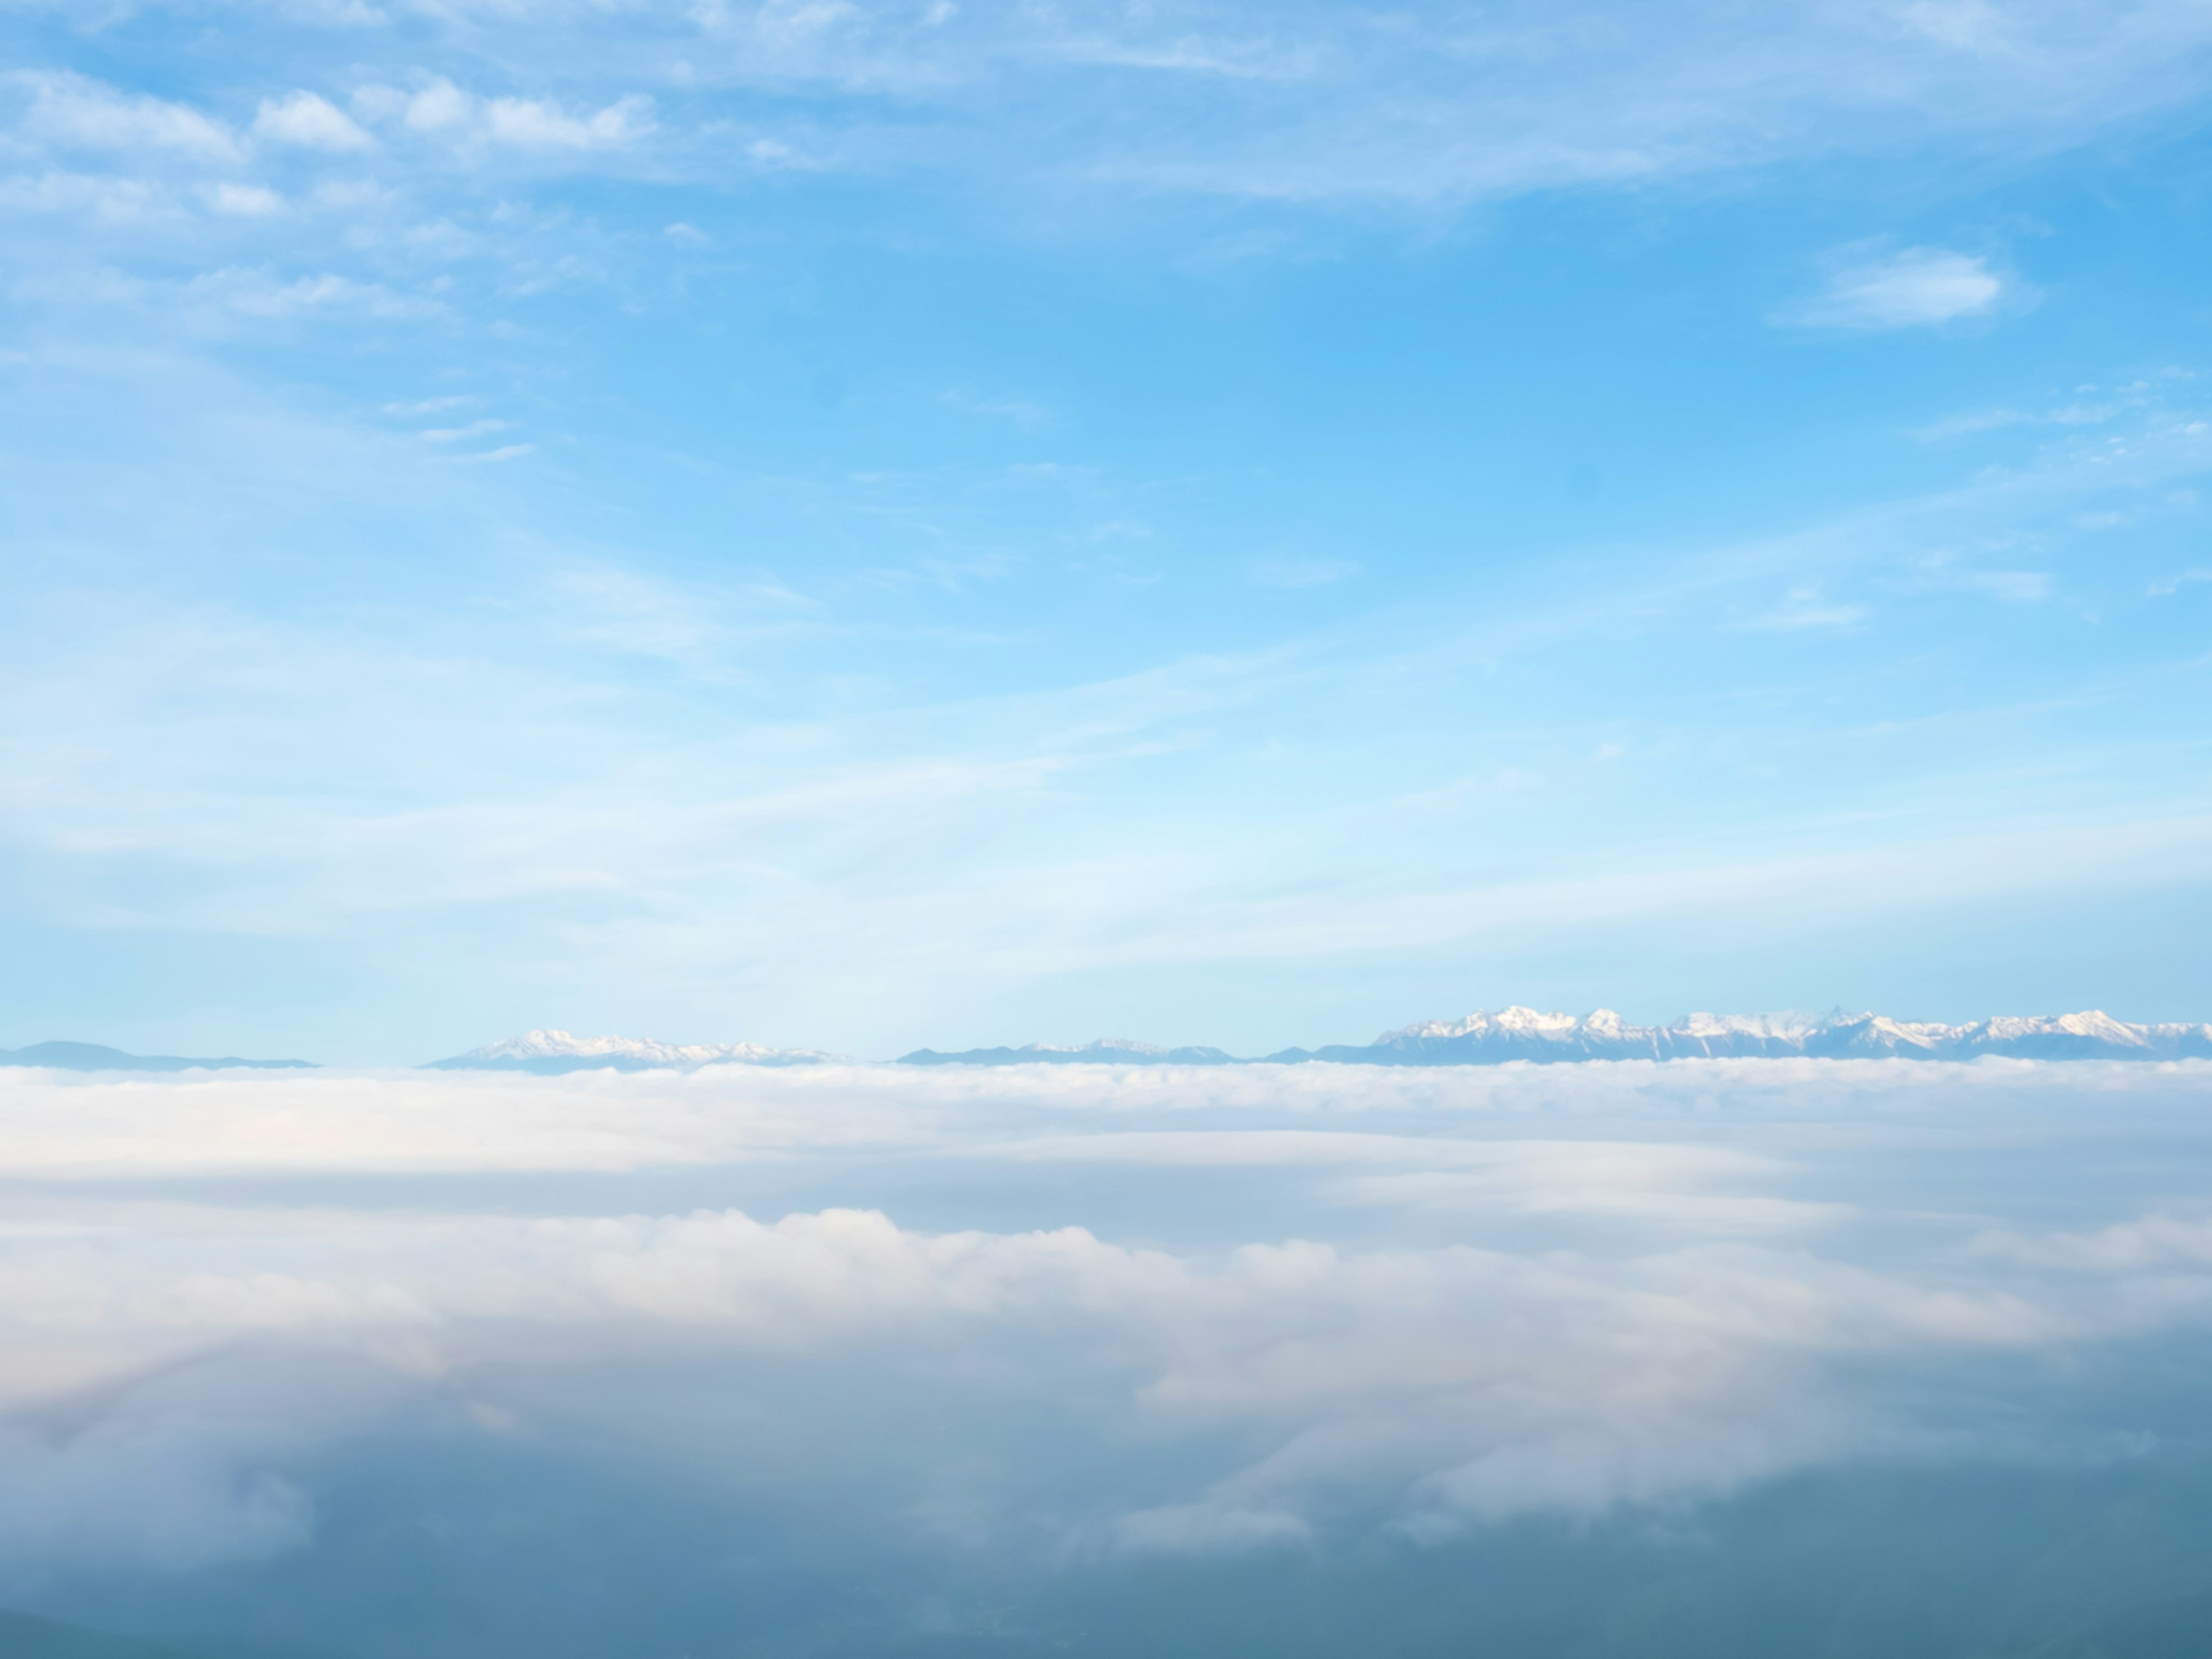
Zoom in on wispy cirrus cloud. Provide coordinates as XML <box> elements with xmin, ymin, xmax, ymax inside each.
<box><xmin>185</xmin><ymin>267</ymin><xmax>442</xmax><ymax>320</ymax></box>
<box><xmin>1775</xmin><ymin>247</ymin><xmax>2016</xmax><ymax>331</ymax></box>
<box><xmin>13</xmin><ymin>1</ymin><xmax>2212</xmax><ymax>228</ymax></box>
<box><xmin>1735</xmin><ymin>586</ymin><xmax>1867</xmax><ymax>630</ymax></box>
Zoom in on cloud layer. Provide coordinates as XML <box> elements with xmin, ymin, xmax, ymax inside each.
<box><xmin>2</xmin><ymin>1056</ymin><xmax>2211</xmax><ymax>1609</ymax></box>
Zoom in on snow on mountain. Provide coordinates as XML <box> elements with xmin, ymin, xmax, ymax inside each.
<box><xmin>1308</xmin><ymin>1007</ymin><xmax>2212</xmax><ymax>1065</ymax></box>
<box><xmin>444</xmin><ymin>1012</ymin><xmax>2212</xmax><ymax>1073</ymax></box>
<box><xmin>978</xmin><ymin>1008</ymin><xmax>2212</xmax><ymax>1067</ymax></box>
<box><xmin>1950</xmin><ymin>1010</ymin><xmax>2157</xmax><ymax>1058</ymax></box>
<box><xmin>427</xmin><ymin>1029</ymin><xmax>838</xmax><ymax>1073</ymax></box>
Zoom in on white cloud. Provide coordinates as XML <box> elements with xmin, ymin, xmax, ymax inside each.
<box><xmin>419</xmin><ymin>418</ymin><xmax>508</xmax><ymax>442</ymax></box>
<box><xmin>1903</xmin><ymin>552</ymin><xmax>2054</xmax><ymax>603</ymax></box>
<box><xmin>396</xmin><ymin>79</ymin><xmax>471</xmax><ymax>134</ymax></box>
<box><xmin>253</xmin><ymin>90</ymin><xmax>374</xmax><ymax>152</ymax></box>
<box><xmin>1736</xmin><ymin>586</ymin><xmax>1867</xmax><ymax>630</ymax></box>
<box><xmin>0</xmin><ymin>1188</ymin><xmax>2082</xmax><ymax>1529</ymax></box>
<box><xmin>347</xmin><ymin>79</ymin><xmax>652</xmax><ymax>151</ymax></box>
<box><xmin>1912</xmin><ymin>402</ymin><xmax>2127</xmax><ymax>441</ymax></box>
<box><xmin>16</xmin><ymin>73</ymin><xmax>243</xmax><ymax>163</ymax></box>
<box><xmin>186</xmin><ymin>268</ymin><xmax>438</xmax><ymax>320</ymax></box>
<box><xmin>987</xmin><ymin>1130</ymin><xmax>1846</xmax><ymax>1230</ymax></box>
<box><xmin>745</xmin><ymin>137</ymin><xmax>820</xmax><ymax>168</ymax></box>
<box><xmin>204</xmin><ymin>182</ymin><xmax>284</xmax><ymax>217</ymax></box>
<box><xmin>1899</xmin><ymin>0</ymin><xmax>2010</xmax><ymax>51</ymax></box>
<box><xmin>1953</xmin><ymin>568</ymin><xmax>2049</xmax><ymax>601</ymax></box>
<box><xmin>2149</xmin><ymin>568</ymin><xmax>2211</xmax><ymax>596</ymax></box>
<box><xmin>1779</xmin><ymin>247</ymin><xmax>2010</xmax><ymax>331</ymax></box>
<box><xmin>13</xmin><ymin>1</ymin><xmax>2212</xmax><ymax>219</ymax></box>
<box><xmin>0</xmin><ymin>1058</ymin><xmax>2206</xmax><ymax>1565</ymax></box>
<box><xmin>1972</xmin><ymin>1213</ymin><xmax>2212</xmax><ymax>1271</ymax></box>
<box><xmin>485</xmin><ymin>93</ymin><xmax>654</xmax><ymax>149</ymax></box>
<box><xmin>0</xmin><ymin>171</ymin><xmax>176</xmax><ymax>224</ymax></box>
<box><xmin>381</xmin><ymin>394</ymin><xmax>478</xmax><ymax>416</ymax></box>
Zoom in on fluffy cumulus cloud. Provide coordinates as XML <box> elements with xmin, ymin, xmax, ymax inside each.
<box><xmin>348</xmin><ymin>78</ymin><xmax>653</xmax><ymax>150</ymax></box>
<box><xmin>253</xmin><ymin>90</ymin><xmax>373</xmax><ymax>153</ymax></box>
<box><xmin>1</xmin><ymin>1056</ymin><xmax>2210</xmax><ymax>1600</ymax></box>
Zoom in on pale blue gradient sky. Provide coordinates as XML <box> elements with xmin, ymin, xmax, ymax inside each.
<box><xmin>3</xmin><ymin>1</ymin><xmax>2211</xmax><ymax>1061</ymax></box>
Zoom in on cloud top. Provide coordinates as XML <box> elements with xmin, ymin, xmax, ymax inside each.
<box><xmin>0</xmin><ymin>1058</ymin><xmax>2207</xmax><ymax>1565</ymax></box>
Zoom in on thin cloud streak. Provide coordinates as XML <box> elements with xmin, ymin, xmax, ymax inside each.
<box><xmin>1777</xmin><ymin>247</ymin><xmax>2016</xmax><ymax>331</ymax></box>
<box><xmin>3</xmin><ymin>350</ymin><xmax>2211</xmax><ymax>1055</ymax></box>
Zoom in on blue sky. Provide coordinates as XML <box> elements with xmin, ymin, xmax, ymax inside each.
<box><xmin>3</xmin><ymin>0</ymin><xmax>2212</xmax><ymax>1062</ymax></box>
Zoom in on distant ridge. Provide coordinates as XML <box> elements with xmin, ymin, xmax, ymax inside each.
<box><xmin>0</xmin><ymin>1041</ymin><xmax>315</xmax><ymax>1073</ymax></box>
<box><xmin>427</xmin><ymin>1029</ymin><xmax>839</xmax><ymax>1074</ymax></box>
<box><xmin>903</xmin><ymin>1038</ymin><xmax>1240</xmax><ymax>1067</ymax></box>
<box><xmin>423</xmin><ymin>1010</ymin><xmax>2212</xmax><ymax>1075</ymax></box>
<box><xmin>902</xmin><ymin>1008</ymin><xmax>2212</xmax><ymax>1067</ymax></box>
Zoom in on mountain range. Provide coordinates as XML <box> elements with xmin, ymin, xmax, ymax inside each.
<box><xmin>425</xmin><ymin>1029</ymin><xmax>840</xmax><ymax>1074</ymax></box>
<box><xmin>900</xmin><ymin>1037</ymin><xmax>1241</xmax><ymax>1067</ymax></box>
<box><xmin>7</xmin><ymin>1010</ymin><xmax>2210</xmax><ymax>1075</ymax></box>
<box><xmin>900</xmin><ymin>1007</ymin><xmax>2212</xmax><ymax>1067</ymax></box>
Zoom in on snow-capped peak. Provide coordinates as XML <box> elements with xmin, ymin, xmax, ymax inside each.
<box><xmin>429</xmin><ymin>1029</ymin><xmax>837</xmax><ymax>1072</ymax></box>
<box><xmin>1360</xmin><ymin>1007</ymin><xmax>2212</xmax><ymax>1065</ymax></box>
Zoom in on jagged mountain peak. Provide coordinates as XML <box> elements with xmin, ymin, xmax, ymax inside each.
<box><xmin>1352</xmin><ymin>1006</ymin><xmax>2210</xmax><ymax>1065</ymax></box>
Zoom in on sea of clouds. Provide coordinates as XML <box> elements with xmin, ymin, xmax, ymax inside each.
<box><xmin>2</xmin><ymin>1057</ymin><xmax>2211</xmax><ymax>1653</ymax></box>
